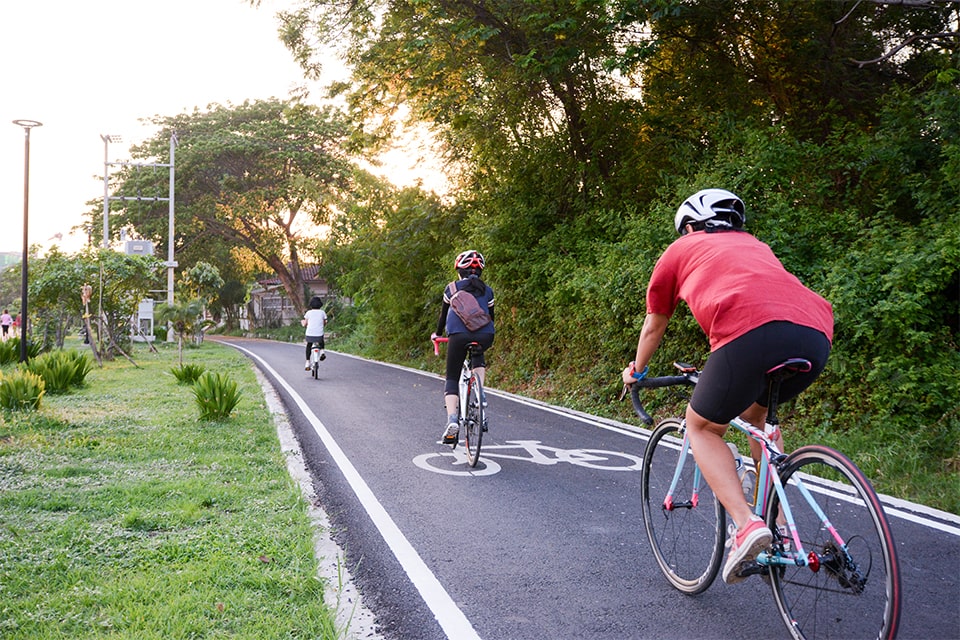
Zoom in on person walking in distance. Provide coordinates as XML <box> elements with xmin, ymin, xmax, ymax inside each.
<box><xmin>301</xmin><ymin>296</ymin><xmax>328</xmax><ymax>371</ymax></box>
<box><xmin>432</xmin><ymin>250</ymin><xmax>495</xmax><ymax>444</ymax></box>
<box><xmin>621</xmin><ymin>189</ymin><xmax>833</xmax><ymax>584</ymax></box>
<box><xmin>0</xmin><ymin>310</ymin><xmax>11</xmax><ymax>341</ymax></box>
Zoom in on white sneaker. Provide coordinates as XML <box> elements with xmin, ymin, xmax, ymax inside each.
<box><xmin>441</xmin><ymin>422</ymin><xmax>459</xmax><ymax>445</ymax></box>
<box><xmin>305</xmin><ymin>361</ymin><xmax>310</xmax><ymax>371</ymax></box>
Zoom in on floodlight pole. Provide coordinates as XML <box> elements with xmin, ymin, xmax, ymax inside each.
<box><xmin>100</xmin><ymin>134</ymin><xmax>122</xmax><ymax>248</ymax></box>
<box><xmin>12</xmin><ymin>119</ymin><xmax>42</xmax><ymax>363</ymax></box>
<box><xmin>100</xmin><ymin>132</ymin><xmax>178</xmax><ymax>340</ymax></box>
<box><xmin>167</xmin><ymin>133</ymin><xmax>177</xmax><ymax>311</ymax></box>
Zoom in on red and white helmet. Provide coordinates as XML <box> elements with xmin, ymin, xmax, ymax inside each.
<box><xmin>454</xmin><ymin>250</ymin><xmax>485</xmax><ymax>271</ymax></box>
<box><xmin>674</xmin><ymin>189</ymin><xmax>746</xmax><ymax>234</ymax></box>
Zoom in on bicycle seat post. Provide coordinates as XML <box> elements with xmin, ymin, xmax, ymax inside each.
<box><xmin>763</xmin><ymin>358</ymin><xmax>813</xmax><ymax>439</ymax></box>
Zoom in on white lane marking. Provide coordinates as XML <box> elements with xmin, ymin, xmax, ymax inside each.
<box><xmin>227</xmin><ymin>342</ymin><xmax>482</xmax><ymax>640</ymax></box>
<box><xmin>331</xmin><ymin>348</ymin><xmax>960</xmax><ymax>536</ymax></box>
<box><xmin>232</xmin><ymin>340</ymin><xmax>960</xmax><ymax>541</ymax></box>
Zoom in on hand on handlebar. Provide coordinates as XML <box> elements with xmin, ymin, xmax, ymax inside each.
<box><xmin>621</xmin><ymin>361</ymin><xmax>648</xmax><ymax>385</ymax></box>
<box><xmin>431</xmin><ymin>333</ymin><xmax>447</xmax><ymax>356</ymax></box>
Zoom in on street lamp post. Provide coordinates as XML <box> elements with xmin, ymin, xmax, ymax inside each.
<box><xmin>12</xmin><ymin>119</ymin><xmax>42</xmax><ymax>363</ymax></box>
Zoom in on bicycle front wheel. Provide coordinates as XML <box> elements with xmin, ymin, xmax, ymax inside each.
<box><xmin>766</xmin><ymin>445</ymin><xmax>901</xmax><ymax>640</ymax></box>
<box><xmin>641</xmin><ymin>418</ymin><xmax>725</xmax><ymax>595</ymax></box>
<box><xmin>463</xmin><ymin>373</ymin><xmax>484</xmax><ymax>468</ymax></box>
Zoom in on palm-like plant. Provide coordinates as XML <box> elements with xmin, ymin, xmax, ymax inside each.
<box><xmin>156</xmin><ymin>299</ymin><xmax>204</xmax><ymax>365</ymax></box>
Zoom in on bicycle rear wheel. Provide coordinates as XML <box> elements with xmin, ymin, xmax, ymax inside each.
<box><xmin>463</xmin><ymin>373</ymin><xmax>484</xmax><ymax>468</ymax></box>
<box><xmin>766</xmin><ymin>444</ymin><xmax>901</xmax><ymax>640</ymax></box>
<box><xmin>641</xmin><ymin>418</ymin><xmax>725</xmax><ymax>594</ymax></box>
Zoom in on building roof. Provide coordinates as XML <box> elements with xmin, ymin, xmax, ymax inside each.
<box><xmin>256</xmin><ymin>264</ymin><xmax>323</xmax><ymax>287</ymax></box>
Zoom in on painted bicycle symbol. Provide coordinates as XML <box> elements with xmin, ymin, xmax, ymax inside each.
<box><xmin>412</xmin><ymin>439</ymin><xmax>643</xmax><ymax>476</ymax></box>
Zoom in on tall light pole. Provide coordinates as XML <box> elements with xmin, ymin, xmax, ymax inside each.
<box><xmin>12</xmin><ymin>119</ymin><xmax>42</xmax><ymax>363</ymax></box>
<box><xmin>100</xmin><ymin>134</ymin><xmax>122</xmax><ymax>248</ymax></box>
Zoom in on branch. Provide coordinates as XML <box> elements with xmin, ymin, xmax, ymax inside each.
<box><xmin>850</xmin><ymin>31</ymin><xmax>959</xmax><ymax>67</ymax></box>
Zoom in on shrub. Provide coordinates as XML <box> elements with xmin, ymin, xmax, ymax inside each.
<box><xmin>192</xmin><ymin>372</ymin><xmax>242</xmax><ymax>421</ymax></box>
<box><xmin>171</xmin><ymin>363</ymin><xmax>206</xmax><ymax>385</ymax></box>
<box><xmin>0</xmin><ymin>370</ymin><xmax>45</xmax><ymax>411</ymax></box>
<box><xmin>0</xmin><ymin>339</ymin><xmax>41</xmax><ymax>365</ymax></box>
<box><xmin>22</xmin><ymin>351</ymin><xmax>79</xmax><ymax>395</ymax></box>
<box><xmin>64</xmin><ymin>350</ymin><xmax>94</xmax><ymax>387</ymax></box>
<box><xmin>0</xmin><ymin>340</ymin><xmax>16</xmax><ymax>366</ymax></box>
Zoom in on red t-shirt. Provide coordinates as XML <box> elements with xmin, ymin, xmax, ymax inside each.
<box><xmin>647</xmin><ymin>230</ymin><xmax>833</xmax><ymax>351</ymax></box>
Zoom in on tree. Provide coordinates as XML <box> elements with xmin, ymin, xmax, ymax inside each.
<box><xmin>28</xmin><ymin>249</ymin><xmax>161</xmax><ymax>358</ymax></box>
<box><xmin>156</xmin><ymin>299</ymin><xmax>204</xmax><ymax>365</ymax></box>
<box><xmin>103</xmin><ymin>99</ymin><xmax>360</xmax><ymax>317</ymax></box>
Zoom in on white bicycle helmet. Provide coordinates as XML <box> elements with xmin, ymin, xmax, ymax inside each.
<box><xmin>454</xmin><ymin>250</ymin><xmax>485</xmax><ymax>271</ymax></box>
<box><xmin>674</xmin><ymin>188</ymin><xmax>746</xmax><ymax>234</ymax></box>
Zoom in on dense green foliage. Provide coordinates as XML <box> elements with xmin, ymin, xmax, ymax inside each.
<box><xmin>24</xmin><ymin>248</ymin><xmax>161</xmax><ymax>355</ymax></box>
<box><xmin>276</xmin><ymin>0</ymin><xmax>958</xmax><ymax>509</ymax></box>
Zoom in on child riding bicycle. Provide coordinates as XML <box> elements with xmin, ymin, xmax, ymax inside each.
<box><xmin>301</xmin><ymin>296</ymin><xmax>328</xmax><ymax>370</ymax></box>
<box><xmin>620</xmin><ymin>189</ymin><xmax>833</xmax><ymax>584</ymax></box>
<box><xmin>431</xmin><ymin>250</ymin><xmax>495</xmax><ymax>444</ymax></box>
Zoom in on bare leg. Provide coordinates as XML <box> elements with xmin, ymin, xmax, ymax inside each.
<box><xmin>685</xmin><ymin>404</ymin><xmax>755</xmax><ymax>530</ymax></box>
<box><xmin>739</xmin><ymin>402</ymin><xmax>787</xmax><ymax>527</ymax></box>
<box><xmin>444</xmin><ymin>393</ymin><xmax>458</xmax><ymax>417</ymax></box>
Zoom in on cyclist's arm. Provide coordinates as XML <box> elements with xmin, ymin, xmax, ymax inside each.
<box><xmin>435</xmin><ymin>300</ymin><xmax>449</xmax><ymax>337</ymax></box>
<box><xmin>622</xmin><ymin>312</ymin><xmax>669</xmax><ymax>385</ymax></box>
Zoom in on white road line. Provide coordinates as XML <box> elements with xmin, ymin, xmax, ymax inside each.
<box><xmin>333</xmin><ymin>347</ymin><xmax>960</xmax><ymax>536</ymax></box>
<box><xmin>228</xmin><ymin>343</ymin><xmax>481</xmax><ymax>640</ymax></box>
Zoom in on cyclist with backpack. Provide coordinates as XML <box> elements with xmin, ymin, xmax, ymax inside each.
<box><xmin>620</xmin><ymin>189</ymin><xmax>833</xmax><ymax>584</ymax></box>
<box><xmin>431</xmin><ymin>250</ymin><xmax>495</xmax><ymax>444</ymax></box>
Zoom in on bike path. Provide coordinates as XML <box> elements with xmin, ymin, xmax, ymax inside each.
<box><xmin>218</xmin><ymin>337</ymin><xmax>960</xmax><ymax>640</ymax></box>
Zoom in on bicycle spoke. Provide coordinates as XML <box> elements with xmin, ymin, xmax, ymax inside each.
<box><xmin>463</xmin><ymin>373</ymin><xmax>484</xmax><ymax>468</ymax></box>
<box><xmin>641</xmin><ymin>419</ymin><xmax>725</xmax><ymax>594</ymax></box>
<box><xmin>766</xmin><ymin>445</ymin><xmax>901</xmax><ymax>640</ymax></box>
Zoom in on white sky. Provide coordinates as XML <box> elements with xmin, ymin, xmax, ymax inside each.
<box><xmin>0</xmin><ymin>0</ymin><xmax>443</xmax><ymax>256</ymax></box>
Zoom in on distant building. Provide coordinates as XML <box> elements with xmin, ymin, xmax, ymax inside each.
<box><xmin>0</xmin><ymin>253</ymin><xmax>22</xmax><ymax>270</ymax></box>
<box><xmin>246</xmin><ymin>264</ymin><xmax>329</xmax><ymax>329</ymax></box>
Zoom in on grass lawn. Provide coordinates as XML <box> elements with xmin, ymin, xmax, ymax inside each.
<box><xmin>0</xmin><ymin>340</ymin><xmax>342</xmax><ymax>639</ymax></box>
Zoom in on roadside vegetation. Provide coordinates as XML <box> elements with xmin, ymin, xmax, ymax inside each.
<box><xmin>0</xmin><ymin>341</ymin><xmax>341</xmax><ymax>639</ymax></box>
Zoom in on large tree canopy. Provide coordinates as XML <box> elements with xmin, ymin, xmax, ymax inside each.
<box><xmin>102</xmin><ymin>98</ymin><xmax>364</xmax><ymax>315</ymax></box>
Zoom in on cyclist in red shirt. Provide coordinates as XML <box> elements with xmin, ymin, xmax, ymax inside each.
<box><xmin>622</xmin><ymin>189</ymin><xmax>833</xmax><ymax>584</ymax></box>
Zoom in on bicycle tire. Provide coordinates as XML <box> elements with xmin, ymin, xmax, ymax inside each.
<box><xmin>641</xmin><ymin>418</ymin><xmax>725</xmax><ymax>595</ymax></box>
<box><xmin>765</xmin><ymin>444</ymin><xmax>901</xmax><ymax>640</ymax></box>
<box><xmin>463</xmin><ymin>373</ymin><xmax>484</xmax><ymax>468</ymax></box>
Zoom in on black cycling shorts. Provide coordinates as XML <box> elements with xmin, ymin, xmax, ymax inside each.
<box><xmin>444</xmin><ymin>332</ymin><xmax>494</xmax><ymax>395</ymax></box>
<box><xmin>305</xmin><ymin>335</ymin><xmax>325</xmax><ymax>359</ymax></box>
<box><xmin>689</xmin><ymin>321</ymin><xmax>831</xmax><ymax>425</ymax></box>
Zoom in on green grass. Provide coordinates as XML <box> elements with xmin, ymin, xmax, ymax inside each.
<box><xmin>0</xmin><ymin>341</ymin><xmax>341</xmax><ymax>639</ymax></box>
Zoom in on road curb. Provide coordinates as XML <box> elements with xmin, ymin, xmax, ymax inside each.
<box><xmin>254</xmin><ymin>366</ymin><xmax>384</xmax><ymax>640</ymax></box>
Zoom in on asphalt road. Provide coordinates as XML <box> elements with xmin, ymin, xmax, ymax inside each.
<box><xmin>217</xmin><ymin>337</ymin><xmax>960</xmax><ymax>640</ymax></box>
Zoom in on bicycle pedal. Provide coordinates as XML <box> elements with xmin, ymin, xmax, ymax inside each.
<box><xmin>737</xmin><ymin>560</ymin><xmax>765</xmax><ymax>579</ymax></box>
